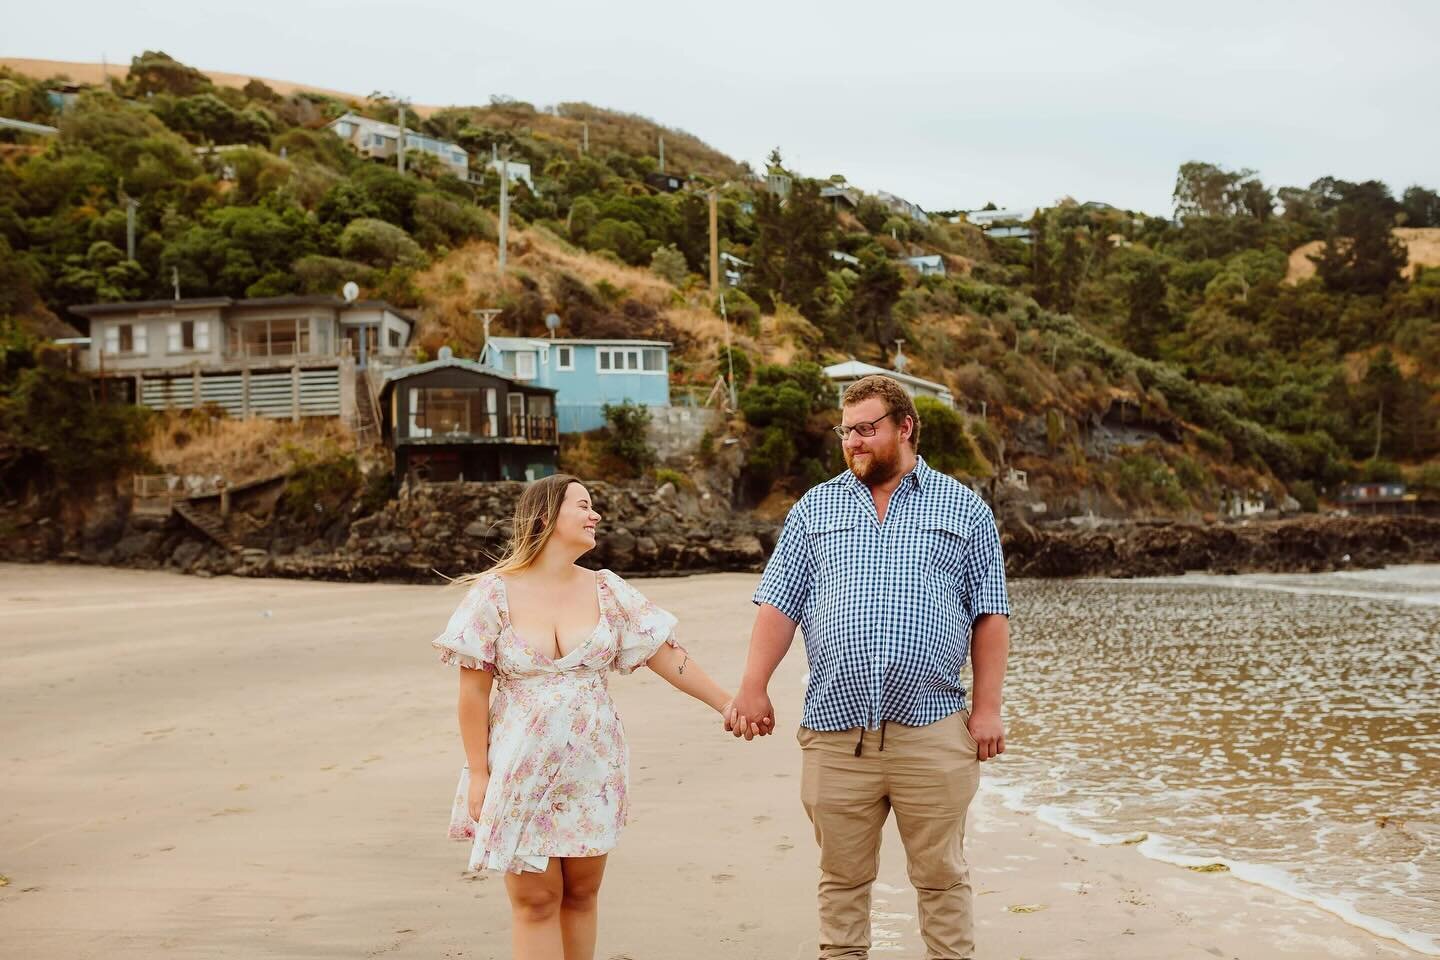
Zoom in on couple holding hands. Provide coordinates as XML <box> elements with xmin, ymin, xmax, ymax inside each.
<box><xmin>433</xmin><ymin>375</ymin><xmax>1011</xmax><ymax>960</ymax></box>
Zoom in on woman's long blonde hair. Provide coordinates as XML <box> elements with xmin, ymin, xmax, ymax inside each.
<box><xmin>450</xmin><ymin>473</ymin><xmax>583</xmax><ymax>587</ymax></box>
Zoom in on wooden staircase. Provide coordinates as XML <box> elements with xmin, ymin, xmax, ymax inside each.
<box><xmin>173</xmin><ymin>500</ymin><xmax>242</xmax><ymax>553</ymax></box>
<box><xmin>352</xmin><ymin>368</ymin><xmax>382</xmax><ymax>448</ymax></box>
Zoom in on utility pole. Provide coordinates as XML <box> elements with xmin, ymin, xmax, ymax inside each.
<box><xmin>498</xmin><ymin>151</ymin><xmax>509</xmax><ymax>274</ymax></box>
<box><xmin>582</xmin><ymin>121</ymin><xmax>589</xmax><ymax>154</ymax></box>
<box><xmin>472</xmin><ymin>308</ymin><xmax>502</xmax><ymax>359</ymax></box>
<box><xmin>708</xmin><ymin>189</ymin><xmax>719</xmax><ymax>298</ymax></box>
<box><xmin>119</xmin><ymin>180</ymin><xmax>139</xmax><ymax>260</ymax></box>
<box><xmin>172</xmin><ymin>266</ymin><xmax>181</xmax><ymax>301</ymax></box>
<box><xmin>658</xmin><ymin>135</ymin><xmax>665</xmax><ymax>173</ymax></box>
<box><xmin>720</xmin><ymin>293</ymin><xmax>737</xmax><ymax>410</ymax></box>
<box><xmin>397</xmin><ymin>99</ymin><xmax>407</xmax><ymax>176</ymax></box>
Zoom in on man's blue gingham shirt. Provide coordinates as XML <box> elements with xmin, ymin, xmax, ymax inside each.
<box><xmin>753</xmin><ymin>456</ymin><xmax>1010</xmax><ymax>731</ymax></box>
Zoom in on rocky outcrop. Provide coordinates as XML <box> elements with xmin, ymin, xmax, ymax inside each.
<box><xmin>1003</xmin><ymin>515</ymin><xmax>1440</xmax><ymax>579</ymax></box>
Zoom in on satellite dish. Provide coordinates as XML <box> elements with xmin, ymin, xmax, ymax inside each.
<box><xmin>545</xmin><ymin>313</ymin><xmax>561</xmax><ymax>331</ymax></box>
<box><xmin>342</xmin><ymin>281</ymin><xmax>360</xmax><ymax>303</ymax></box>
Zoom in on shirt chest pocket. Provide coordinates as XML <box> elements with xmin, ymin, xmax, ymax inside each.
<box><xmin>807</xmin><ymin>517</ymin><xmax>858</xmax><ymax>568</ymax></box>
<box><xmin>919</xmin><ymin>517</ymin><xmax>970</xmax><ymax>590</ymax></box>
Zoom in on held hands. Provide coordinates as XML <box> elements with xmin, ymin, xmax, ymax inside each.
<box><xmin>968</xmin><ymin>708</ymin><xmax>1005</xmax><ymax>761</ymax></box>
<box><xmin>721</xmin><ymin>687</ymin><xmax>776</xmax><ymax>741</ymax></box>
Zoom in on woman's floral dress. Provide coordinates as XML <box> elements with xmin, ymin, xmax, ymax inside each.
<box><xmin>433</xmin><ymin>568</ymin><xmax>681</xmax><ymax>874</ymax></box>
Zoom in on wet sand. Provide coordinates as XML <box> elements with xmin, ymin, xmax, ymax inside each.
<box><xmin>0</xmin><ymin>563</ymin><xmax>1426</xmax><ymax>958</ymax></box>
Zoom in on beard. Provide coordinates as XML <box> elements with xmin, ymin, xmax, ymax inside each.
<box><xmin>844</xmin><ymin>442</ymin><xmax>903</xmax><ymax>486</ymax></box>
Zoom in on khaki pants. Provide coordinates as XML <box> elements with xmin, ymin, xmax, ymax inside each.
<box><xmin>798</xmin><ymin>710</ymin><xmax>980</xmax><ymax>960</ymax></box>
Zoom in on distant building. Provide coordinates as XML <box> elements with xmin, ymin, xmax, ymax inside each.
<box><xmin>70</xmin><ymin>296</ymin><xmax>414</xmax><ymax>423</ymax></box>
<box><xmin>485</xmin><ymin>147</ymin><xmax>536</xmax><ymax>191</ymax></box>
<box><xmin>1337</xmin><ymin>482</ymin><xmax>1426</xmax><ymax>515</ymax></box>
<box><xmin>820</xmin><ymin>183</ymin><xmax>860</xmax><ymax>213</ymax></box>
<box><xmin>327</xmin><ymin>112</ymin><xmax>469</xmax><ymax>180</ymax></box>
<box><xmin>645</xmin><ymin>171</ymin><xmax>687</xmax><ymax>193</ymax></box>
<box><xmin>903</xmin><ymin>254</ymin><xmax>946</xmax><ymax>277</ymax></box>
<box><xmin>875</xmin><ymin>190</ymin><xmax>929</xmax><ymax>223</ymax></box>
<box><xmin>822</xmin><ymin>359</ymin><xmax>954</xmax><ymax>409</ymax></box>
<box><xmin>481</xmin><ymin>336</ymin><xmax>672</xmax><ymax>433</ymax></box>
<box><xmin>720</xmin><ymin>251</ymin><xmax>750</xmax><ymax>287</ymax></box>
<box><xmin>960</xmin><ymin>207</ymin><xmax>1037</xmax><ymax>242</ymax></box>
<box><xmin>379</xmin><ymin>346</ymin><xmax>557</xmax><ymax>483</ymax></box>
<box><xmin>830</xmin><ymin>250</ymin><xmax>860</xmax><ymax>266</ymax></box>
<box><xmin>45</xmin><ymin>82</ymin><xmax>85</xmax><ymax>113</ymax></box>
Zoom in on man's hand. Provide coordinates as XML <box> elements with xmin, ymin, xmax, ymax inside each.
<box><xmin>726</xmin><ymin>687</ymin><xmax>776</xmax><ymax>740</ymax></box>
<box><xmin>968</xmin><ymin>708</ymin><xmax>1005</xmax><ymax>761</ymax></box>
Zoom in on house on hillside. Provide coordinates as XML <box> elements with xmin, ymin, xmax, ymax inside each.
<box><xmin>875</xmin><ymin>191</ymin><xmax>929</xmax><ymax>223</ymax></box>
<box><xmin>820</xmin><ymin>183</ymin><xmax>860</xmax><ymax>213</ymax></box>
<box><xmin>379</xmin><ymin>346</ymin><xmax>558</xmax><ymax>483</ymax></box>
<box><xmin>961</xmin><ymin>207</ymin><xmax>1037</xmax><ymax>242</ymax></box>
<box><xmin>903</xmin><ymin>254</ymin><xmax>946</xmax><ymax>277</ymax></box>
<box><xmin>327</xmin><ymin>112</ymin><xmax>469</xmax><ymax>180</ymax></box>
<box><xmin>822</xmin><ymin>359</ymin><xmax>954</xmax><ymax>409</ymax></box>
<box><xmin>486</xmin><ymin>147</ymin><xmax>536</xmax><ymax>191</ymax></box>
<box><xmin>70</xmin><ymin>296</ymin><xmax>414</xmax><ymax>422</ymax></box>
<box><xmin>720</xmin><ymin>251</ymin><xmax>750</xmax><ymax>287</ymax></box>
<box><xmin>645</xmin><ymin>171</ymin><xmax>687</xmax><ymax>193</ymax></box>
<box><xmin>480</xmin><ymin>336</ymin><xmax>672</xmax><ymax>433</ymax></box>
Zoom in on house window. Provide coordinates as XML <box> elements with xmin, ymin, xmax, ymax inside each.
<box><xmin>408</xmin><ymin>387</ymin><xmax>484</xmax><ymax>438</ymax></box>
<box><xmin>485</xmin><ymin>388</ymin><xmax>499</xmax><ymax>436</ymax></box>
<box><xmin>388</xmin><ymin>329</ymin><xmax>401</xmax><ymax>348</ymax></box>
<box><xmin>166</xmin><ymin>320</ymin><xmax>210</xmax><ymax>353</ymax></box>
<box><xmin>229</xmin><ymin>318</ymin><xmax>310</xmax><ymax>358</ymax></box>
<box><xmin>515</xmin><ymin>351</ymin><xmax>537</xmax><ymax>380</ymax></box>
<box><xmin>555</xmin><ymin>346</ymin><xmax>574</xmax><ymax>371</ymax></box>
<box><xmin>104</xmin><ymin>322</ymin><xmax>146</xmax><ymax>355</ymax></box>
<box><xmin>597</xmin><ymin>346</ymin><xmax>664</xmax><ymax>374</ymax></box>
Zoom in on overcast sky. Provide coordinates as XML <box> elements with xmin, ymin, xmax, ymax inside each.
<box><xmin>7</xmin><ymin>0</ymin><xmax>1438</xmax><ymax>215</ymax></box>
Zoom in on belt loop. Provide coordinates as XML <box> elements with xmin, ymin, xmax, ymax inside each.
<box><xmin>854</xmin><ymin>728</ymin><xmax>863</xmax><ymax>757</ymax></box>
<box><xmin>879</xmin><ymin>720</ymin><xmax>887</xmax><ymax>752</ymax></box>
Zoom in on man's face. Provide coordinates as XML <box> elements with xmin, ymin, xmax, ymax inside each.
<box><xmin>841</xmin><ymin>397</ymin><xmax>906</xmax><ymax>485</ymax></box>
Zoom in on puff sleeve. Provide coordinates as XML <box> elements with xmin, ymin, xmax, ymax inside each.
<box><xmin>431</xmin><ymin>575</ymin><xmax>502</xmax><ymax>671</ymax></box>
<box><xmin>602</xmin><ymin>570</ymin><xmax>682</xmax><ymax>674</ymax></box>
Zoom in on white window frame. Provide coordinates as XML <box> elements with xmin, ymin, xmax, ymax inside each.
<box><xmin>555</xmin><ymin>345</ymin><xmax>575</xmax><ymax>371</ymax></box>
<box><xmin>104</xmin><ymin>322</ymin><xmax>146</xmax><ymax>356</ymax></box>
<box><xmin>514</xmin><ymin>351</ymin><xmax>538</xmax><ymax>380</ymax></box>
<box><xmin>597</xmin><ymin>346</ymin><xmax>666</xmax><ymax>375</ymax></box>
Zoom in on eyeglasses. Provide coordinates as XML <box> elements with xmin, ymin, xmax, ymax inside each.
<box><xmin>832</xmin><ymin>412</ymin><xmax>894</xmax><ymax>441</ymax></box>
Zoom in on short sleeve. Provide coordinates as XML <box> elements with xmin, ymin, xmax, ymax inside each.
<box><xmin>961</xmin><ymin>504</ymin><xmax>1010</xmax><ymax>623</ymax></box>
<box><xmin>431</xmin><ymin>576</ymin><xmax>502</xmax><ymax>671</ymax></box>
<box><xmin>602</xmin><ymin>571</ymin><xmax>681</xmax><ymax>674</ymax></box>
<box><xmin>751</xmin><ymin>502</ymin><xmax>813</xmax><ymax>623</ymax></box>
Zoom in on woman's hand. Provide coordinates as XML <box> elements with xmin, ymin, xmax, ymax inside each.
<box><xmin>467</xmin><ymin>772</ymin><xmax>489</xmax><ymax>821</ymax></box>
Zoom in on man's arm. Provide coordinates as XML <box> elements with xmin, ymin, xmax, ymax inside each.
<box><xmin>968</xmin><ymin>613</ymin><xmax>1009</xmax><ymax>761</ymax></box>
<box><xmin>727</xmin><ymin>604</ymin><xmax>799</xmax><ymax>740</ymax></box>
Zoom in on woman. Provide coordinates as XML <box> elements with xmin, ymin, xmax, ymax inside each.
<box><xmin>432</xmin><ymin>473</ymin><xmax>742</xmax><ymax>960</ymax></box>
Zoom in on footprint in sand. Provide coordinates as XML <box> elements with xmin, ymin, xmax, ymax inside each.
<box><xmin>292</xmin><ymin>913</ymin><xmax>318</xmax><ymax>921</ymax></box>
<box><xmin>775</xmin><ymin>843</ymin><xmax>794</xmax><ymax>852</ymax></box>
<box><xmin>210</xmin><ymin>807</ymin><xmax>251</xmax><ymax>817</ymax></box>
<box><xmin>711</xmin><ymin>873</ymin><xmax>734</xmax><ymax>883</ymax></box>
<box><xmin>752</xmin><ymin>815</ymin><xmax>771</xmax><ymax>824</ymax></box>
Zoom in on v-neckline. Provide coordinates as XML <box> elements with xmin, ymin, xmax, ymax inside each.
<box><xmin>495</xmin><ymin>571</ymin><xmax>606</xmax><ymax>664</ymax></box>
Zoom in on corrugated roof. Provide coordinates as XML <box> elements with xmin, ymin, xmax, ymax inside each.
<box><xmin>822</xmin><ymin>360</ymin><xmax>952</xmax><ymax>397</ymax></box>
<box><xmin>381</xmin><ymin>354</ymin><xmax>557</xmax><ymax>392</ymax></box>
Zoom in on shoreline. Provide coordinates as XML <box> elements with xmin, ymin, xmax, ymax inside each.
<box><xmin>0</xmin><ymin>563</ymin><xmax>1431</xmax><ymax>958</ymax></box>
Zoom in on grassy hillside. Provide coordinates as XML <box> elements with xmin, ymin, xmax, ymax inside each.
<box><xmin>2</xmin><ymin>52</ymin><xmax>1438</xmax><ymax>516</ymax></box>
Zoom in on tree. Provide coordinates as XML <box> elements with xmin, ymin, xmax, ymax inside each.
<box><xmin>649</xmin><ymin>244</ymin><xmax>689</xmax><ymax>286</ymax></box>
<box><xmin>126</xmin><ymin>51</ymin><xmax>213</xmax><ymax>97</ymax></box>
<box><xmin>746</xmin><ymin>179</ymin><xmax>835</xmax><ymax>321</ymax></box>
<box><xmin>850</xmin><ymin>255</ymin><xmax>904</xmax><ymax>355</ymax></box>
<box><xmin>601</xmin><ymin>401</ymin><xmax>655</xmax><ymax>476</ymax></box>
<box><xmin>1123</xmin><ymin>255</ymin><xmax>1172</xmax><ymax>358</ymax></box>
<box><xmin>1401</xmin><ymin>185</ymin><xmax>1440</xmax><ymax>228</ymax></box>
<box><xmin>913</xmin><ymin>397</ymin><xmax>983</xmax><ymax>475</ymax></box>
<box><xmin>1312</xmin><ymin>180</ymin><xmax>1406</xmax><ymax>295</ymax></box>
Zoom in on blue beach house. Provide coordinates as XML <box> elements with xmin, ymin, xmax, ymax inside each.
<box><xmin>480</xmin><ymin>336</ymin><xmax>672</xmax><ymax>433</ymax></box>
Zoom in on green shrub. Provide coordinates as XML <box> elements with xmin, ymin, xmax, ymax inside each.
<box><xmin>602</xmin><ymin>401</ymin><xmax>655</xmax><ymax>476</ymax></box>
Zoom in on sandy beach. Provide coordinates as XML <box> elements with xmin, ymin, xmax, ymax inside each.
<box><xmin>0</xmin><ymin>563</ymin><xmax>1427</xmax><ymax>959</ymax></box>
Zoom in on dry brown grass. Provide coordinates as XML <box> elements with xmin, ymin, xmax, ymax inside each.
<box><xmin>2</xmin><ymin>57</ymin><xmax>364</xmax><ymax>104</ymax></box>
<box><xmin>1285</xmin><ymin>227</ymin><xmax>1440</xmax><ymax>284</ymax></box>
<box><xmin>145</xmin><ymin>412</ymin><xmax>352</xmax><ymax>484</ymax></box>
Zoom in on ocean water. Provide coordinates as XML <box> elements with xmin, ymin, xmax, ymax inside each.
<box><xmin>993</xmin><ymin>565</ymin><xmax>1440</xmax><ymax>955</ymax></box>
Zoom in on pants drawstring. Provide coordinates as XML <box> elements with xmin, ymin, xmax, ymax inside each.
<box><xmin>854</xmin><ymin>721</ymin><xmax>889</xmax><ymax>756</ymax></box>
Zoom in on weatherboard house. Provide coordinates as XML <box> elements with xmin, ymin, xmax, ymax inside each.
<box><xmin>480</xmin><ymin>336</ymin><xmax>672</xmax><ymax>434</ymax></box>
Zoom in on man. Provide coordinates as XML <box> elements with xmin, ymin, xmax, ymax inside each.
<box><xmin>727</xmin><ymin>374</ymin><xmax>1010</xmax><ymax>960</ymax></box>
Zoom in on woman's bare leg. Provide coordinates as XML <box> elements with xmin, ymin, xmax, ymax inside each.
<box><xmin>504</xmin><ymin>859</ymin><xmax>565</xmax><ymax>960</ymax></box>
<box><xmin>559</xmin><ymin>855</ymin><xmax>608</xmax><ymax>959</ymax></box>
